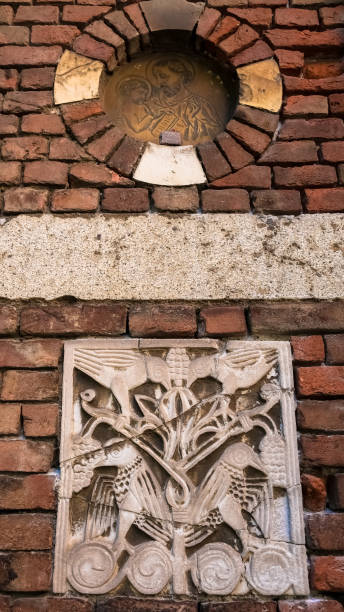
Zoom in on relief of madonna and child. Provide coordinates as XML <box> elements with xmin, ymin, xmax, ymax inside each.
<box><xmin>103</xmin><ymin>53</ymin><xmax>236</xmax><ymax>146</ymax></box>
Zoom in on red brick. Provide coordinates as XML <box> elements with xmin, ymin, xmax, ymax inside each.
<box><xmin>12</xmin><ymin>598</ymin><xmax>94</xmax><ymax>612</ymax></box>
<box><xmin>22</xmin><ymin>114</ymin><xmax>64</xmax><ymax>135</ymax></box>
<box><xmin>266</xmin><ymin>28</ymin><xmax>344</xmax><ymax>49</ymax></box>
<box><xmin>61</xmin><ymin>99</ymin><xmax>103</xmax><ymax>124</ymax></box>
<box><xmin>50</xmin><ymin>138</ymin><xmax>90</xmax><ymax>161</ymax></box>
<box><xmin>3</xmin><ymin>90</ymin><xmax>52</xmax><ymax>113</ymax></box>
<box><xmin>284</xmin><ymin>95</ymin><xmax>328</xmax><ymax>116</ymax></box>
<box><xmin>109</xmin><ymin>136</ymin><xmax>144</xmax><ymax>177</ymax></box>
<box><xmin>0</xmin><ymin>114</ymin><xmax>18</xmax><ymax>134</ymax></box>
<box><xmin>322</xmin><ymin>142</ymin><xmax>344</xmax><ymax>163</ymax></box>
<box><xmin>101</xmin><ymin>601</ymin><xmax>197</xmax><ymax>612</ymax></box>
<box><xmin>152</xmin><ymin>187</ymin><xmax>198</xmax><ymax>212</ymax></box>
<box><xmin>304</xmin><ymin>59</ymin><xmax>344</xmax><ymax>80</ymax></box>
<box><xmin>275</xmin><ymin>49</ymin><xmax>304</xmax><ymax>73</ymax></box>
<box><xmin>0</xmin><ymin>7</ymin><xmax>13</xmax><ymax>25</ymax></box>
<box><xmin>208</xmin><ymin>16</ymin><xmax>239</xmax><ymax>45</ymax></box>
<box><xmin>200</xmin><ymin>306</ymin><xmax>246</xmax><ymax>336</ymax></box>
<box><xmin>329</xmin><ymin>93</ymin><xmax>344</xmax><ymax>115</ymax></box>
<box><xmin>297</xmin><ymin>366</ymin><xmax>344</xmax><ymax>396</ymax></box>
<box><xmin>227</xmin><ymin>7</ymin><xmax>272</xmax><ymax>26</ymax></box>
<box><xmin>196</xmin><ymin>7</ymin><xmax>221</xmax><ymax>41</ymax></box>
<box><xmin>202</xmin><ymin>189</ymin><xmax>250</xmax><ymax>212</ymax></box>
<box><xmin>0</xmin><ymin>68</ymin><xmax>18</xmax><ymax>90</ymax></box>
<box><xmin>102</xmin><ymin>187</ymin><xmax>149</xmax><ymax>212</ymax></box>
<box><xmin>201</xmin><ymin>604</ymin><xmax>277</xmax><ymax>612</ymax></box>
<box><xmin>320</xmin><ymin>6</ymin><xmax>344</xmax><ymax>27</ymax></box>
<box><xmin>197</xmin><ymin>141</ymin><xmax>232</xmax><ymax>181</ymax></box>
<box><xmin>0</xmin><ymin>404</ymin><xmax>20</xmax><ymax>435</ymax></box>
<box><xmin>129</xmin><ymin>305</ymin><xmax>197</xmax><ymax>338</ymax></box>
<box><xmin>24</xmin><ymin>161</ymin><xmax>68</xmax><ymax>186</ymax></box>
<box><xmin>292</xmin><ymin>336</ymin><xmax>325</xmax><ymax>362</ymax></box>
<box><xmin>4</xmin><ymin>187</ymin><xmax>47</xmax><ymax>213</ymax></box>
<box><xmin>284</xmin><ymin>75</ymin><xmax>344</xmax><ymax>94</ymax></box>
<box><xmin>86</xmin><ymin>127</ymin><xmax>124</xmax><ymax>163</ymax></box>
<box><xmin>252</xmin><ymin>190</ymin><xmax>302</xmax><ymax>213</ymax></box>
<box><xmin>306</xmin><ymin>513</ymin><xmax>344</xmax><ymax>551</ymax></box>
<box><xmin>85</xmin><ymin>21</ymin><xmax>126</xmax><ymax>63</ymax></box>
<box><xmin>0</xmin><ymin>339</ymin><xmax>61</xmax><ymax>367</ymax></box>
<box><xmin>280</xmin><ymin>118</ymin><xmax>344</xmax><ymax>140</ymax></box>
<box><xmin>0</xmin><ymin>440</ymin><xmax>54</xmax><ymax>472</ymax></box>
<box><xmin>0</xmin><ymin>161</ymin><xmax>20</xmax><ymax>184</ymax></box>
<box><xmin>275</xmin><ymin>8</ymin><xmax>318</xmax><ymax>26</ymax></box>
<box><xmin>73</xmin><ymin>33</ymin><xmax>115</xmax><ymax>71</ymax></box>
<box><xmin>279</xmin><ymin>601</ymin><xmax>343</xmax><ymax>612</ymax></box>
<box><xmin>0</xmin><ymin>25</ymin><xmax>28</xmax><ymax>44</ymax></box>
<box><xmin>325</xmin><ymin>335</ymin><xmax>344</xmax><ymax>365</ymax></box>
<box><xmin>0</xmin><ymin>514</ymin><xmax>53</xmax><ymax>550</ymax></box>
<box><xmin>211</xmin><ymin>166</ymin><xmax>271</xmax><ymax>188</ymax></box>
<box><xmin>297</xmin><ymin>400</ymin><xmax>344</xmax><ymax>431</ymax></box>
<box><xmin>328</xmin><ymin>473</ymin><xmax>344</xmax><ymax>510</ymax></box>
<box><xmin>32</xmin><ymin>25</ymin><xmax>80</xmax><ymax>45</ymax></box>
<box><xmin>70</xmin><ymin>162</ymin><xmax>132</xmax><ymax>187</ymax></box>
<box><xmin>0</xmin><ymin>596</ymin><xmax>10</xmax><ymax>611</ymax></box>
<box><xmin>301</xmin><ymin>473</ymin><xmax>327</xmax><ymax>512</ymax></box>
<box><xmin>21</xmin><ymin>304</ymin><xmax>127</xmax><ymax>336</ymax></box>
<box><xmin>1</xmin><ymin>370</ymin><xmax>59</xmax><ymax>401</ymax></box>
<box><xmin>227</xmin><ymin>119</ymin><xmax>270</xmax><ymax>154</ymax></box>
<box><xmin>2</xmin><ymin>551</ymin><xmax>51</xmax><ymax>592</ymax></box>
<box><xmin>52</xmin><ymin>188</ymin><xmax>99</xmax><ymax>212</ymax></box>
<box><xmin>15</xmin><ymin>5</ymin><xmax>58</xmax><ymax>23</ymax></box>
<box><xmin>339</xmin><ymin>164</ymin><xmax>344</xmax><ymax>185</ymax></box>
<box><xmin>123</xmin><ymin>4</ymin><xmax>150</xmax><ymax>47</ymax></box>
<box><xmin>22</xmin><ymin>404</ymin><xmax>59</xmax><ymax>437</ymax></box>
<box><xmin>274</xmin><ymin>165</ymin><xmax>336</xmax><ymax>188</ymax></box>
<box><xmin>0</xmin><ymin>306</ymin><xmax>17</xmax><ymax>334</ymax></box>
<box><xmin>311</xmin><ymin>556</ymin><xmax>344</xmax><ymax>591</ymax></box>
<box><xmin>260</xmin><ymin>140</ymin><xmax>317</xmax><ymax>163</ymax></box>
<box><xmin>105</xmin><ymin>11</ymin><xmax>140</xmax><ymax>57</ymax></box>
<box><xmin>71</xmin><ymin>114</ymin><xmax>111</xmax><ymax>145</ymax></box>
<box><xmin>219</xmin><ymin>24</ymin><xmax>259</xmax><ymax>58</ymax></box>
<box><xmin>0</xmin><ymin>474</ymin><xmax>56</xmax><ymax>510</ymax></box>
<box><xmin>234</xmin><ymin>105</ymin><xmax>279</xmax><ymax>134</ymax></box>
<box><xmin>0</xmin><ymin>45</ymin><xmax>61</xmax><ymax>67</ymax></box>
<box><xmin>2</xmin><ymin>136</ymin><xmax>48</xmax><ymax>160</ymax></box>
<box><xmin>305</xmin><ymin>189</ymin><xmax>344</xmax><ymax>213</ymax></box>
<box><xmin>217</xmin><ymin>132</ymin><xmax>254</xmax><ymax>170</ymax></box>
<box><xmin>63</xmin><ymin>6</ymin><xmax>110</xmax><ymax>24</ymax></box>
<box><xmin>21</xmin><ymin>67</ymin><xmax>55</xmax><ymax>90</ymax></box>
<box><xmin>250</xmin><ymin>303</ymin><xmax>344</xmax><ymax>333</ymax></box>
<box><xmin>231</xmin><ymin>40</ymin><xmax>273</xmax><ymax>67</ymax></box>
<box><xmin>302</xmin><ymin>435</ymin><xmax>344</xmax><ymax>466</ymax></box>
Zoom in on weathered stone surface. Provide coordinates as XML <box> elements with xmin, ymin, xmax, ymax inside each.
<box><xmin>134</xmin><ymin>143</ymin><xmax>206</xmax><ymax>186</ymax></box>
<box><xmin>141</xmin><ymin>0</ymin><xmax>204</xmax><ymax>33</ymax></box>
<box><xmin>238</xmin><ymin>59</ymin><xmax>283</xmax><ymax>112</ymax></box>
<box><xmin>54</xmin><ymin>50</ymin><xmax>103</xmax><ymax>105</ymax></box>
<box><xmin>0</xmin><ymin>214</ymin><xmax>342</xmax><ymax>300</ymax></box>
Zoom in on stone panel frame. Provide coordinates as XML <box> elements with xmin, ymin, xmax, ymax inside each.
<box><xmin>53</xmin><ymin>0</ymin><xmax>282</xmax><ymax>186</ymax></box>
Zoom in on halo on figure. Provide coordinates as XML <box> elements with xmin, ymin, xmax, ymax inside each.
<box><xmin>147</xmin><ymin>53</ymin><xmax>196</xmax><ymax>88</ymax></box>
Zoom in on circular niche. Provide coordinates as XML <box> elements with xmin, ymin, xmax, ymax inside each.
<box><xmin>102</xmin><ymin>51</ymin><xmax>239</xmax><ymax>147</ymax></box>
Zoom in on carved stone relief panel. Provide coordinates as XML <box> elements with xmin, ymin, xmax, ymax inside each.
<box><xmin>54</xmin><ymin>339</ymin><xmax>309</xmax><ymax>598</ymax></box>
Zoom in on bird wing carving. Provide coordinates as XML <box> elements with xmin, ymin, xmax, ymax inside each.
<box><xmin>186</xmin><ymin>355</ymin><xmax>216</xmax><ymax>388</ymax></box>
<box><xmin>217</xmin><ymin>347</ymin><xmax>278</xmax><ymax>394</ymax></box>
<box><xmin>85</xmin><ymin>473</ymin><xmax>117</xmax><ymax>540</ymax></box>
<box><xmin>145</xmin><ymin>356</ymin><xmax>171</xmax><ymax>390</ymax></box>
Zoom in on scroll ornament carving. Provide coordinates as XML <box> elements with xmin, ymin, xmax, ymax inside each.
<box><xmin>54</xmin><ymin>341</ymin><xmax>309</xmax><ymax>598</ymax></box>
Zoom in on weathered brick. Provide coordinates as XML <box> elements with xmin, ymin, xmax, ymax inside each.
<box><xmin>2</xmin><ymin>136</ymin><xmax>48</xmax><ymax>160</ymax></box>
<box><xmin>123</xmin><ymin>4</ymin><xmax>150</xmax><ymax>47</ymax></box>
<box><xmin>304</xmin><ymin>59</ymin><xmax>344</xmax><ymax>80</ymax></box>
<box><xmin>284</xmin><ymin>95</ymin><xmax>328</xmax><ymax>116</ymax></box>
<box><xmin>305</xmin><ymin>189</ymin><xmax>344</xmax><ymax>213</ymax></box>
<box><xmin>198</xmin><ymin>141</ymin><xmax>232</xmax><ymax>181</ymax></box>
<box><xmin>339</xmin><ymin>164</ymin><xmax>344</xmax><ymax>185</ymax></box>
<box><xmin>302</xmin><ymin>435</ymin><xmax>344</xmax><ymax>466</ymax></box>
<box><xmin>231</xmin><ymin>40</ymin><xmax>273</xmax><ymax>67</ymax></box>
<box><xmin>109</xmin><ymin>136</ymin><xmax>144</xmax><ymax>176</ymax></box>
<box><xmin>196</xmin><ymin>7</ymin><xmax>221</xmax><ymax>41</ymax></box>
<box><xmin>20</xmin><ymin>67</ymin><xmax>55</xmax><ymax>90</ymax></box>
<box><xmin>200</xmin><ymin>306</ymin><xmax>247</xmax><ymax>336</ymax></box>
<box><xmin>52</xmin><ymin>188</ymin><xmax>99</xmax><ymax>212</ymax></box>
<box><xmin>0</xmin><ymin>45</ymin><xmax>61</xmax><ymax>67</ymax></box>
<box><xmin>202</xmin><ymin>189</ymin><xmax>250</xmax><ymax>212</ymax></box>
<box><xmin>3</xmin><ymin>90</ymin><xmax>52</xmax><ymax>113</ymax></box>
<box><xmin>0</xmin><ymin>25</ymin><xmax>29</xmax><ymax>45</ymax></box>
<box><xmin>15</xmin><ymin>5</ymin><xmax>58</xmax><ymax>23</ymax></box>
<box><xmin>250</xmin><ymin>303</ymin><xmax>344</xmax><ymax>333</ymax></box>
<box><xmin>284</xmin><ymin>75</ymin><xmax>344</xmax><ymax>95</ymax></box>
<box><xmin>22</xmin><ymin>114</ymin><xmax>65</xmax><ymax>136</ymax></box>
<box><xmin>275</xmin><ymin>8</ymin><xmax>319</xmax><ymax>26</ymax></box>
<box><xmin>266</xmin><ymin>28</ymin><xmax>344</xmax><ymax>49</ymax></box>
<box><xmin>227</xmin><ymin>119</ymin><xmax>271</xmax><ymax>154</ymax></box>
<box><xmin>320</xmin><ymin>6</ymin><xmax>344</xmax><ymax>26</ymax></box>
<box><xmin>0</xmin><ymin>6</ymin><xmax>13</xmax><ymax>25</ymax></box>
<box><xmin>12</xmin><ymin>598</ymin><xmax>94</xmax><ymax>612</ymax></box>
<box><xmin>152</xmin><ymin>187</ymin><xmax>199</xmax><ymax>212</ymax></box>
<box><xmin>86</xmin><ymin>21</ymin><xmax>126</xmax><ymax>63</ymax></box>
<box><xmin>61</xmin><ymin>99</ymin><xmax>103</xmax><ymax>124</ymax></box>
<box><xmin>22</xmin><ymin>404</ymin><xmax>59</xmax><ymax>437</ymax></box>
<box><xmin>0</xmin><ymin>514</ymin><xmax>53</xmax><ymax>550</ymax></box>
<box><xmin>219</xmin><ymin>24</ymin><xmax>259</xmax><ymax>57</ymax></box>
<box><xmin>63</xmin><ymin>6</ymin><xmax>110</xmax><ymax>24</ymax></box>
<box><xmin>301</xmin><ymin>473</ymin><xmax>327</xmax><ymax>512</ymax></box>
<box><xmin>1</xmin><ymin>371</ymin><xmax>58</xmax><ymax>401</ymax></box>
<box><xmin>0</xmin><ymin>404</ymin><xmax>20</xmax><ymax>435</ymax></box>
<box><xmin>32</xmin><ymin>25</ymin><xmax>80</xmax><ymax>45</ymax></box>
<box><xmin>21</xmin><ymin>304</ymin><xmax>127</xmax><ymax>335</ymax></box>
<box><xmin>207</xmin><ymin>16</ymin><xmax>239</xmax><ymax>45</ymax></box>
<box><xmin>260</xmin><ymin>140</ymin><xmax>318</xmax><ymax>163</ymax></box>
<box><xmin>279</xmin><ymin>601</ymin><xmax>343</xmax><ymax>612</ymax></box>
<box><xmin>50</xmin><ymin>138</ymin><xmax>90</xmax><ymax>162</ymax></box>
<box><xmin>275</xmin><ymin>49</ymin><xmax>304</xmax><ymax>73</ymax></box>
<box><xmin>0</xmin><ymin>339</ymin><xmax>61</xmax><ymax>367</ymax></box>
<box><xmin>252</xmin><ymin>190</ymin><xmax>302</xmax><ymax>214</ymax></box>
<box><xmin>0</xmin><ymin>596</ymin><xmax>10</xmax><ymax>611</ymax></box>
<box><xmin>329</xmin><ymin>93</ymin><xmax>344</xmax><ymax>115</ymax></box>
<box><xmin>0</xmin><ymin>114</ymin><xmax>18</xmax><ymax>134</ymax></box>
<box><xmin>291</xmin><ymin>335</ymin><xmax>325</xmax><ymax>362</ymax></box>
<box><xmin>297</xmin><ymin>366</ymin><xmax>344</xmax><ymax>396</ymax></box>
<box><xmin>306</xmin><ymin>513</ymin><xmax>344</xmax><ymax>551</ymax></box>
<box><xmin>0</xmin><ymin>161</ymin><xmax>20</xmax><ymax>184</ymax></box>
<box><xmin>201</xmin><ymin>604</ymin><xmax>277</xmax><ymax>612</ymax></box>
<box><xmin>0</xmin><ymin>68</ymin><xmax>18</xmax><ymax>90</ymax></box>
<box><xmin>70</xmin><ymin>162</ymin><xmax>132</xmax><ymax>187</ymax></box>
<box><xmin>100</xmin><ymin>601</ymin><xmax>197</xmax><ymax>612</ymax></box>
<box><xmin>227</xmin><ymin>8</ymin><xmax>272</xmax><ymax>26</ymax></box>
<box><xmin>311</xmin><ymin>556</ymin><xmax>344</xmax><ymax>591</ymax></box>
<box><xmin>129</xmin><ymin>305</ymin><xmax>197</xmax><ymax>338</ymax></box>
<box><xmin>24</xmin><ymin>161</ymin><xmax>68</xmax><ymax>186</ymax></box>
<box><xmin>274</xmin><ymin>165</ymin><xmax>336</xmax><ymax>188</ymax></box>
<box><xmin>0</xmin><ymin>440</ymin><xmax>54</xmax><ymax>472</ymax></box>
<box><xmin>73</xmin><ymin>33</ymin><xmax>116</xmax><ymax>71</ymax></box>
<box><xmin>297</xmin><ymin>400</ymin><xmax>344</xmax><ymax>431</ymax></box>
<box><xmin>4</xmin><ymin>187</ymin><xmax>47</xmax><ymax>213</ymax></box>
<box><xmin>86</xmin><ymin>127</ymin><xmax>124</xmax><ymax>163</ymax></box>
<box><xmin>0</xmin><ymin>474</ymin><xmax>56</xmax><ymax>510</ymax></box>
<box><xmin>322</xmin><ymin>141</ymin><xmax>344</xmax><ymax>163</ymax></box>
<box><xmin>105</xmin><ymin>10</ymin><xmax>140</xmax><ymax>57</ymax></box>
<box><xmin>2</xmin><ymin>551</ymin><xmax>51</xmax><ymax>592</ymax></box>
<box><xmin>328</xmin><ymin>473</ymin><xmax>344</xmax><ymax>510</ymax></box>
<box><xmin>211</xmin><ymin>166</ymin><xmax>271</xmax><ymax>188</ymax></box>
<box><xmin>102</xmin><ymin>187</ymin><xmax>148</xmax><ymax>213</ymax></box>
<box><xmin>280</xmin><ymin>118</ymin><xmax>344</xmax><ymax>140</ymax></box>
<box><xmin>325</xmin><ymin>335</ymin><xmax>344</xmax><ymax>364</ymax></box>
<box><xmin>71</xmin><ymin>114</ymin><xmax>111</xmax><ymax>145</ymax></box>
<box><xmin>216</xmin><ymin>132</ymin><xmax>254</xmax><ymax>170</ymax></box>
<box><xmin>234</xmin><ymin>105</ymin><xmax>279</xmax><ymax>134</ymax></box>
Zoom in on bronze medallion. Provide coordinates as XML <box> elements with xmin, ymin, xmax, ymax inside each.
<box><xmin>103</xmin><ymin>52</ymin><xmax>238</xmax><ymax>146</ymax></box>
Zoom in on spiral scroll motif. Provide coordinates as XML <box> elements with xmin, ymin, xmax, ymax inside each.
<box><xmin>68</xmin><ymin>542</ymin><xmax>116</xmax><ymax>594</ymax></box>
<box><xmin>127</xmin><ymin>542</ymin><xmax>172</xmax><ymax>594</ymax></box>
<box><xmin>191</xmin><ymin>543</ymin><xmax>243</xmax><ymax>595</ymax></box>
<box><xmin>248</xmin><ymin>546</ymin><xmax>292</xmax><ymax>595</ymax></box>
